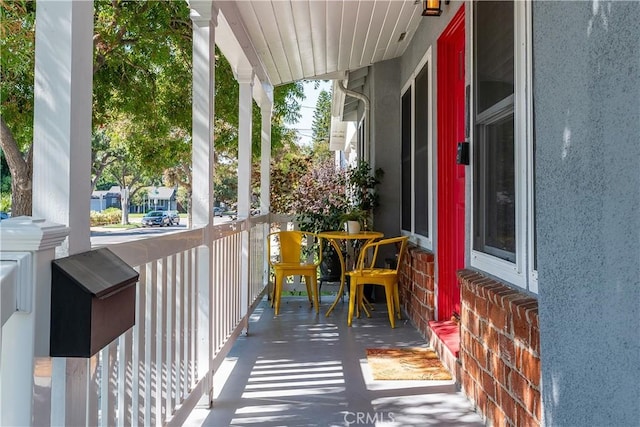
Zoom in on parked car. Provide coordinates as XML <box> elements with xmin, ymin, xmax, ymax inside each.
<box><xmin>213</xmin><ymin>207</ymin><xmax>224</xmax><ymax>217</ymax></box>
<box><xmin>0</xmin><ymin>212</ymin><xmax>9</xmax><ymax>221</ymax></box>
<box><xmin>141</xmin><ymin>210</ymin><xmax>171</xmax><ymax>227</ymax></box>
<box><xmin>166</xmin><ymin>210</ymin><xmax>180</xmax><ymax>225</ymax></box>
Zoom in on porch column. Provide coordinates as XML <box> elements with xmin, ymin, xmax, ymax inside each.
<box><xmin>236</xmin><ymin>70</ymin><xmax>254</xmax><ymax>220</ymax></box>
<box><xmin>259</xmin><ymin>101</ymin><xmax>273</xmax><ymax>294</ymax></box>
<box><xmin>191</xmin><ymin>11</ymin><xmax>216</xmax><ymax>229</ymax></box>
<box><xmin>190</xmin><ymin>3</ymin><xmax>217</xmax><ymax>407</ymax></box>
<box><xmin>32</xmin><ymin>0</ymin><xmax>93</xmax><ymax>256</ymax></box>
<box><xmin>260</xmin><ymin>101</ymin><xmax>272</xmax><ymax>214</ymax></box>
<box><xmin>30</xmin><ymin>1</ymin><xmax>94</xmax><ymax>426</ymax></box>
<box><xmin>237</xmin><ymin>70</ymin><xmax>254</xmax><ymax>331</ymax></box>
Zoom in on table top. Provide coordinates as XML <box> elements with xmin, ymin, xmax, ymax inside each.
<box><xmin>317</xmin><ymin>230</ymin><xmax>383</xmax><ymax>240</ymax></box>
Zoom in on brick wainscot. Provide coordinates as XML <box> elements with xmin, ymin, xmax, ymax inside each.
<box><xmin>398</xmin><ymin>244</ymin><xmax>541</xmax><ymax>426</ymax></box>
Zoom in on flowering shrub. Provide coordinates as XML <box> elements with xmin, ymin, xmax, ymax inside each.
<box><xmin>292</xmin><ymin>158</ymin><xmax>349</xmax><ymax>233</ymax></box>
<box><xmin>292</xmin><ymin>159</ymin><xmax>384</xmax><ymax>233</ymax></box>
<box><xmin>90</xmin><ymin>208</ymin><xmax>122</xmax><ymax>226</ymax></box>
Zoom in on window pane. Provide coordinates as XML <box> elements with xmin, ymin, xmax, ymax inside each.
<box><xmin>474</xmin><ymin>114</ymin><xmax>515</xmax><ymax>261</ymax></box>
<box><xmin>475</xmin><ymin>1</ymin><xmax>514</xmax><ymax>114</ymax></box>
<box><xmin>415</xmin><ymin>65</ymin><xmax>429</xmax><ymax>236</ymax></box>
<box><xmin>401</xmin><ymin>90</ymin><xmax>412</xmax><ymax>231</ymax></box>
<box><xmin>474</xmin><ymin>0</ymin><xmax>516</xmax><ymax>262</ymax></box>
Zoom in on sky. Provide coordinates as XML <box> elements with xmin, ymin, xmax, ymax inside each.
<box><xmin>290</xmin><ymin>80</ymin><xmax>332</xmax><ymax>146</ymax></box>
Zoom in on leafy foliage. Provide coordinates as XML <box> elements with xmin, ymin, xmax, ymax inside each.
<box><xmin>0</xmin><ymin>0</ymin><xmax>36</xmax><ymax>151</ymax></box>
<box><xmin>268</xmin><ymin>142</ymin><xmax>309</xmax><ymax>214</ymax></box>
<box><xmin>311</xmin><ymin>89</ymin><xmax>331</xmax><ymax>146</ymax></box>
<box><xmin>346</xmin><ymin>161</ymin><xmax>384</xmax><ymax>213</ymax></box>
<box><xmin>90</xmin><ymin>207</ymin><xmax>122</xmax><ymax>226</ymax></box>
<box><xmin>0</xmin><ymin>0</ymin><xmax>304</xmax><ymax>216</ymax></box>
<box><xmin>291</xmin><ymin>158</ymin><xmax>384</xmax><ymax>233</ymax></box>
<box><xmin>292</xmin><ymin>158</ymin><xmax>349</xmax><ymax>233</ymax></box>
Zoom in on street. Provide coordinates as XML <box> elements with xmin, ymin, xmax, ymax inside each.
<box><xmin>91</xmin><ymin>216</ymin><xmax>232</xmax><ymax>247</ymax></box>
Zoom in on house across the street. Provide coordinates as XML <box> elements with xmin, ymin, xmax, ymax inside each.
<box><xmin>90</xmin><ymin>186</ymin><xmax>179</xmax><ymax>213</ymax></box>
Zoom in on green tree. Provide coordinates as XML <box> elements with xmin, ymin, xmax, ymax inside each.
<box><xmin>101</xmin><ymin>113</ymin><xmax>155</xmax><ymax>224</ymax></box>
<box><xmin>309</xmin><ymin>88</ymin><xmax>332</xmax><ymax>163</ymax></box>
<box><xmin>1</xmin><ymin>1</ymin><xmax>304</xmax><ymax>217</ymax></box>
<box><xmin>264</xmin><ymin>142</ymin><xmax>308</xmax><ymax>215</ymax></box>
<box><xmin>311</xmin><ymin>89</ymin><xmax>331</xmax><ymax>143</ymax></box>
<box><xmin>0</xmin><ymin>0</ymin><xmax>35</xmax><ymax>215</ymax></box>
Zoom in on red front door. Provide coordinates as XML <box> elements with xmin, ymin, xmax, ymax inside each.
<box><xmin>436</xmin><ymin>6</ymin><xmax>465</xmax><ymax>321</ymax></box>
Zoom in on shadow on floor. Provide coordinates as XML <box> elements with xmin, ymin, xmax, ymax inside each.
<box><xmin>184</xmin><ymin>296</ymin><xmax>485</xmax><ymax>427</ymax></box>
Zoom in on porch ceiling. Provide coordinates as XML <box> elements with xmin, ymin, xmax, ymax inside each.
<box><xmin>214</xmin><ymin>0</ymin><xmax>424</xmax><ymax>87</ymax></box>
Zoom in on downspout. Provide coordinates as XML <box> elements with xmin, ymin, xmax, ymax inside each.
<box><xmin>337</xmin><ymin>78</ymin><xmax>371</xmax><ymax>162</ymax></box>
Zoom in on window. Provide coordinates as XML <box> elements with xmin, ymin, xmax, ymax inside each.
<box><xmin>401</xmin><ymin>91</ymin><xmax>412</xmax><ymax>231</ymax></box>
<box><xmin>472</xmin><ymin>1</ymin><xmax>536</xmax><ymax>291</ymax></box>
<box><xmin>414</xmin><ymin>65</ymin><xmax>429</xmax><ymax>237</ymax></box>
<box><xmin>401</xmin><ymin>49</ymin><xmax>433</xmax><ymax>249</ymax></box>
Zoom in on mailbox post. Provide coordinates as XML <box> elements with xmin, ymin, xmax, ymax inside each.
<box><xmin>0</xmin><ymin>217</ymin><xmax>69</xmax><ymax>426</ymax></box>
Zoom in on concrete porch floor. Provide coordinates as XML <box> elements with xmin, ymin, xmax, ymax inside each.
<box><xmin>184</xmin><ymin>294</ymin><xmax>485</xmax><ymax>427</ymax></box>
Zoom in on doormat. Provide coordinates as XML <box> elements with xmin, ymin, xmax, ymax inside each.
<box><xmin>366</xmin><ymin>347</ymin><xmax>452</xmax><ymax>380</ymax></box>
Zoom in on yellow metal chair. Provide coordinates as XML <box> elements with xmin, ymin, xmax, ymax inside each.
<box><xmin>346</xmin><ymin>236</ymin><xmax>409</xmax><ymax>328</ymax></box>
<box><xmin>268</xmin><ymin>231</ymin><xmax>321</xmax><ymax>315</ymax></box>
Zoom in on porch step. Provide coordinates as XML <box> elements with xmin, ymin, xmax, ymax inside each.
<box><xmin>428</xmin><ymin>320</ymin><xmax>460</xmax><ymax>382</ymax></box>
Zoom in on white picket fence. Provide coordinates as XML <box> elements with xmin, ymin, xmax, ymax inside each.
<box><xmin>0</xmin><ymin>214</ymin><xmax>288</xmax><ymax>426</ymax></box>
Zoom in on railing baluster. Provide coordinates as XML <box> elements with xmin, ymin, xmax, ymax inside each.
<box><xmin>159</xmin><ymin>256</ymin><xmax>168</xmax><ymax>423</ymax></box>
<box><xmin>102</xmin><ymin>342</ymin><xmax>117</xmax><ymax>425</ymax></box>
<box><xmin>163</xmin><ymin>255</ymin><xmax>176</xmax><ymax>419</ymax></box>
<box><xmin>118</xmin><ymin>329</ymin><xmax>133</xmax><ymax>427</ymax></box>
<box><xmin>190</xmin><ymin>248</ymin><xmax>197</xmax><ymax>389</ymax></box>
<box><xmin>144</xmin><ymin>262</ymin><xmax>154</xmax><ymax>425</ymax></box>
<box><xmin>132</xmin><ymin>265</ymin><xmax>145</xmax><ymax>425</ymax></box>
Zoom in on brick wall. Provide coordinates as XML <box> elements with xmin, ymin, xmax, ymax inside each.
<box><xmin>398</xmin><ymin>245</ymin><xmax>464</xmax><ymax>380</ymax></box>
<box><xmin>458</xmin><ymin>270</ymin><xmax>541</xmax><ymax>426</ymax></box>
<box><xmin>397</xmin><ymin>245</ymin><xmax>541</xmax><ymax>426</ymax></box>
<box><xmin>398</xmin><ymin>245</ymin><xmax>435</xmax><ymax>335</ymax></box>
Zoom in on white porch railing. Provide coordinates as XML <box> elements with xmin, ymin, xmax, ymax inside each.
<box><xmin>0</xmin><ymin>214</ymin><xmax>292</xmax><ymax>427</ymax></box>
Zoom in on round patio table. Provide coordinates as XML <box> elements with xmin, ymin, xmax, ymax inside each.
<box><xmin>317</xmin><ymin>230</ymin><xmax>383</xmax><ymax>317</ymax></box>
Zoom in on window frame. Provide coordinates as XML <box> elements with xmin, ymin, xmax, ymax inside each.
<box><xmin>470</xmin><ymin>0</ymin><xmax>537</xmax><ymax>292</ymax></box>
<box><xmin>400</xmin><ymin>48</ymin><xmax>434</xmax><ymax>250</ymax></box>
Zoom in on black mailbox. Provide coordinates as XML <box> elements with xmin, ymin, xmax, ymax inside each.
<box><xmin>51</xmin><ymin>248</ymin><xmax>139</xmax><ymax>357</ymax></box>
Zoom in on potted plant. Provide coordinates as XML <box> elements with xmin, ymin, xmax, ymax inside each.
<box><xmin>339</xmin><ymin>209</ymin><xmax>367</xmax><ymax>234</ymax></box>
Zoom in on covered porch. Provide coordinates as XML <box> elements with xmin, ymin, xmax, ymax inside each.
<box><xmin>1</xmin><ymin>1</ymin><xmax>448</xmax><ymax>425</ymax></box>
<box><xmin>185</xmin><ymin>296</ymin><xmax>483</xmax><ymax>427</ymax></box>
<box><xmin>1</xmin><ymin>211</ymin><xmax>482</xmax><ymax>426</ymax></box>
<box><xmin>3</xmin><ymin>0</ymin><xmax>638</xmax><ymax>426</ymax></box>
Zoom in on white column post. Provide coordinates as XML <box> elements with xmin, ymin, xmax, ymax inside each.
<box><xmin>191</xmin><ymin>13</ymin><xmax>216</xmax><ymax>230</ymax></box>
<box><xmin>260</xmin><ymin>101</ymin><xmax>273</xmax><ymax>215</ymax></box>
<box><xmin>236</xmin><ymin>71</ymin><xmax>254</xmax><ymax>220</ymax></box>
<box><xmin>0</xmin><ymin>219</ymin><xmax>68</xmax><ymax>427</ymax></box>
<box><xmin>260</xmin><ymin>100</ymin><xmax>273</xmax><ymax>292</ymax></box>
<box><xmin>30</xmin><ymin>1</ymin><xmax>94</xmax><ymax>426</ymax></box>
<box><xmin>32</xmin><ymin>0</ymin><xmax>93</xmax><ymax>256</ymax></box>
<box><xmin>237</xmin><ymin>71</ymin><xmax>254</xmax><ymax>331</ymax></box>
<box><xmin>190</xmin><ymin>4</ymin><xmax>217</xmax><ymax>407</ymax></box>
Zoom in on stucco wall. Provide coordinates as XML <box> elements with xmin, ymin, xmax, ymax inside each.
<box><xmin>369</xmin><ymin>59</ymin><xmax>401</xmax><ymax>239</ymax></box>
<box><xmin>399</xmin><ymin>1</ymin><xmax>462</xmax><ymax>88</ymax></box>
<box><xmin>533</xmin><ymin>2</ymin><xmax>640</xmax><ymax>426</ymax></box>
